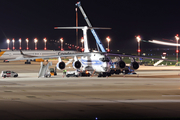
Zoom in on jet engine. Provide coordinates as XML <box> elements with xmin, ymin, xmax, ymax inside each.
<box><xmin>118</xmin><ymin>61</ymin><xmax>126</xmax><ymax>69</ymax></box>
<box><xmin>56</xmin><ymin>61</ymin><xmax>66</xmax><ymax>70</ymax></box>
<box><xmin>73</xmin><ymin>60</ymin><xmax>82</xmax><ymax>69</ymax></box>
<box><xmin>129</xmin><ymin>62</ymin><xmax>139</xmax><ymax>70</ymax></box>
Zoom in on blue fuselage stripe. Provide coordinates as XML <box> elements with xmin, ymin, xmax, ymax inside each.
<box><xmin>81</xmin><ymin>59</ymin><xmax>103</xmax><ymax>66</ymax></box>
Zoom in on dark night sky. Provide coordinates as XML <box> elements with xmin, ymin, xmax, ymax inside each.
<box><xmin>0</xmin><ymin>0</ymin><xmax>180</xmax><ymax>53</ymax></box>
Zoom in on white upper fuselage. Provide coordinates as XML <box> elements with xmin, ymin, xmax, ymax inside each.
<box><xmin>0</xmin><ymin>50</ymin><xmax>78</xmax><ymax>60</ymax></box>
<box><xmin>79</xmin><ymin>53</ymin><xmax>111</xmax><ymax>73</ymax></box>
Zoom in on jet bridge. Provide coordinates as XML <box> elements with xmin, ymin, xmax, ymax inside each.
<box><xmin>38</xmin><ymin>62</ymin><xmax>52</xmax><ymax>78</ymax></box>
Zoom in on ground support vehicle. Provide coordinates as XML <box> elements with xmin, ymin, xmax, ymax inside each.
<box><xmin>50</xmin><ymin>67</ymin><xmax>57</xmax><ymax>76</ymax></box>
<box><xmin>66</xmin><ymin>70</ymin><xmax>91</xmax><ymax>77</ymax></box>
<box><xmin>1</xmin><ymin>71</ymin><xmax>18</xmax><ymax>78</ymax></box>
<box><xmin>66</xmin><ymin>71</ymin><xmax>80</xmax><ymax>77</ymax></box>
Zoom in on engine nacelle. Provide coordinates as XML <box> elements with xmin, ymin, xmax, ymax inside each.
<box><xmin>130</xmin><ymin>62</ymin><xmax>139</xmax><ymax>70</ymax></box>
<box><xmin>56</xmin><ymin>61</ymin><xmax>65</xmax><ymax>70</ymax></box>
<box><xmin>118</xmin><ymin>61</ymin><xmax>126</xmax><ymax>69</ymax></box>
<box><xmin>73</xmin><ymin>60</ymin><xmax>81</xmax><ymax>69</ymax></box>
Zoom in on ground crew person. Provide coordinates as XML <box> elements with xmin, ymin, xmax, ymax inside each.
<box><xmin>63</xmin><ymin>69</ymin><xmax>67</xmax><ymax>75</ymax></box>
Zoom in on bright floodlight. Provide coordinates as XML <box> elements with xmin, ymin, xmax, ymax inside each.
<box><xmin>19</xmin><ymin>38</ymin><xmax>21</xmax><ymax>42</ymax></box>
<box><xmin>81</xmin><ymin>37</ymin><xmax>84</xmax><ymax>43</ymax></box>
<box><xmin>7</xmin><ymin>39</ymin><xmax>10</xmax><ymax>43</ymax></box>
<box><xmin>19</xmin><ymin>38</ymin><xmax>22</xmax><ymax>50</ymax></box>
<box><xmin>34</xmin><ymin>38</ymin><xmax>38</xmax><ymax>43</ymax></box>
<box><xmin>44</xmin><ymin>37</ymin><xmax>47</xmax><ymax>50</ymax></box>
<box><xmin>60</xmin><ymin>38</ymin><xmax>63</xmax><ymax>42</ymax></box>
<box><xmin>106</xmin><ymin>36</ymin><xmax>111</xmax><ymax>52</ymax></box>
<box><xmin>81</xmin><ymin>37</ymin><xmax>84</xmax><ymax>51</ymax></box>
<box><xmin>136</xmin><ymin>35</ymin><xmax>141</xmax><ymax>56</ymax></box>
<box><xmin>12</xmin><ymin>38</ymin><xmax>15</xmax><ymax>43</ymax></box>
<box><xmin>7</xmin><ymin>39</ymin><xmax>10</xmax><ymax>50</ymax></box>
<box><xmin>136</xmin><ymin>35</ymin><xmax>141</xmax><ymax>42</ymax></box>
<box><xmin>34</xmin><ymin>38</ymin><xmax>38</xmax><ymax>50</ymax></box>
<box><xmin>43</xmin><ymin>37</ymin><xmax>47</xmax><ymax>42</ymax></box>
<box><xmin>12</xmin><ymin>38</ymin><xmax>15</xmax><ymax>50</ymax></box>
<box><xmin>60</xmin><ymin>38</ymin><xmax>64</xmax><ymax>51</ymax></box>
<box><xmin>106</xmin><ymin>36</ymin><xmax>111</xmax><ymax>42</ymax></box>
<box><xmin>175</xmin><ymin>34</ymin><xmax>179</xmax><ymax>41</ymax></box>
<box><xmin>26</xmin><ymin>38</ymin><xmax>29</xmax><ymax>50</ymax></box>
<box><xmin>175</xmin><ymin>34</ymin><xmax>179</xmax><ymax>63</ymax></box>
<box><xmin>26</xmin><ymin>38</ymin><xmax>29</xmax><ymax>42</ymax></box>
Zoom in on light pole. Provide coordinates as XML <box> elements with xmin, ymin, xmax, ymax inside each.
<box><xmin>26</xmin><ymin>38</ymin><xmax>29</xmax><ymax>50</ymax></box>
<box><xmin>81</xmin><ymin>37</ymin><xmax>84</xmax><ymax>51</ymax></box>
<box><xmin>175</xmin><ymin>34</ymin><xmax>179</xmax><ymax>63</ymax></box>
<box><xmin>7</xmin><ymin>39</ymin><xmax>10</xmax><ymax>50</ymax></box>
<box><xmin>136</xmin><ymin>35</ymin><xmax>141</xmax><ymax>56</ymax></box>
<box><xmin>43</xmin><ymin>37</ymin><xmax>47</xmax><ymax>50</ymax></box>
<box><xmin>60</xmin><ymin>38</ymin><xmax>63</xmax><ymax>51</ymax></box>
<box><xmin>19</xmin><ymin>38</ymin><xmax>22</xmax><ymax>50</ymax></box>
<box><xmin>12</xmin><ymin>38</ymin><xmax>15</xmax><ymax>50</ymax></box>
<box><xmin>106</xmin><ymin>36</ymin><xmax>111</xmax><ymax>52</ymax></box>
<box><xmin>34</xmin><ymin>38</ymin><xmax>38</xmax><ymax>50</ymax></box>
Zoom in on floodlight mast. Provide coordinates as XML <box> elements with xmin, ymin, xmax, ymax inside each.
<box><xmin>76</xmin><ymin>1</ymin><xmax>106</xmax><ymax>52</ymax></box>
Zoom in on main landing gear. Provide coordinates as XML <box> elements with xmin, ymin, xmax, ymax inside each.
<box><xmin>25</xmin><ymin>60</ymin><xmax>31</xmax><ymax>64</ymax></box>
<box><xmin>98</xmin><ymin>72</ymin><xmax>111</xmax><ymax>77</ymax></box>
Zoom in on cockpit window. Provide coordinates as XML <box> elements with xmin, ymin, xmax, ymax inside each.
<box><xmin>99</xmin><ymin>57</ymin><xmax>110</xmax><ymax>62</ymax></box>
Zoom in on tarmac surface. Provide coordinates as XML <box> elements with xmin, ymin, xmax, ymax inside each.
<box><xmin>1</xmin><ymin>60</ymin><xmax>180</xmax><ymax>120</ymax></box>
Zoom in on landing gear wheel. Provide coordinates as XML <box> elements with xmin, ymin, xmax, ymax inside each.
<box><xmin>98</xmin><ymin>74</ymin><xmax>102</xmax><ymax>77</ymax></box>
<box><xmin>66</xmin><ymin>75</ymin><xmax>70</xmax><ymax>77</ymax></box>
<box><xmin>25</xmin><ymin>61</ymin><xmax>31</xmax><ymax>64</ymax></box>
<box><xmin>107</xmin><ymin>72</ymin><xmax>111</xmax><ymax>77</ymax></box>
<box><xmin>14</xmin><ymin>75</ymin><xmax>18</xmax><ymax>77</ymax></box>
<box><xmin>102</xmin><ymin>72</ymin><xmax>107</xmax><ymax>77</ymax></box>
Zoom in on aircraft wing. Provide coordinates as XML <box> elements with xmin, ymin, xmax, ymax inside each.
<box><xmin>106</xmin><ymin>53</ymin><xmax>176</xmax><ymax>62</ymax></box>
<box><xmin>6</xmin><ymin>52</ymin><xmax>92</xmax><ymax>62</ymax></box>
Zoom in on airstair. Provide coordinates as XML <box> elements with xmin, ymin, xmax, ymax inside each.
<box><xmin>38</xmin><ymin>62</ymin><xmax>52</xmax><ymax>78</ymax></box>
<box><xmin>153</xmin><ymin>56</ymin><xmax>165</xmax><ymax>66</ymax></box>
<box><xmin>153</xmin><ymin>60</ymin><xmax>164</xmax><ymax>66</ymax></box>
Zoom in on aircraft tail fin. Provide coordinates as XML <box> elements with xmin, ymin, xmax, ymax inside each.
<box><xmin>20</xmin><ymin>50</ymin><xmax>24</xmax><ymax>55</ymax></box>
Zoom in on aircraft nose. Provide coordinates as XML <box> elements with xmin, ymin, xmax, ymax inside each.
<box><xmin>102</xmin><ymin>62</ymin><xmax>111</xmax><ymax>72</ymax></box>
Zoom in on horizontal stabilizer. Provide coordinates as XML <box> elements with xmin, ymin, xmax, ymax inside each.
<box><xmin>54</xmin><ymin>26</ymin><xmax>111</xmax><ymax>30</ymax></box>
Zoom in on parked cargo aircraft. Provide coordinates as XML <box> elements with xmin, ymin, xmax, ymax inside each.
<box><xmin>7</xmin><ymin>26</ymin><xmax>175</xmax><ymax>77</ymax></box>
<box><xmin>0</xmin><ymin>50</ymin><xmax>78</xmax><ymax>64</ymax></box>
